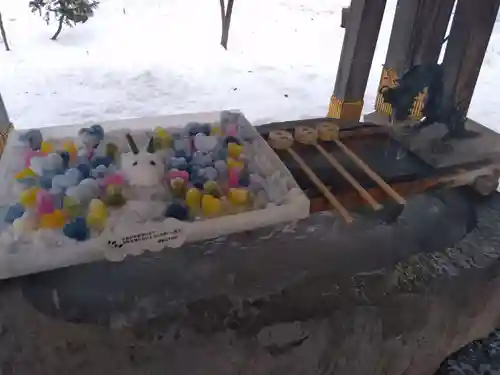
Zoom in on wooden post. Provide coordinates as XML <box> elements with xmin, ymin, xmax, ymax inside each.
<box><xmin>328</xmin><ymin>0</ymin><xmax>387</xmax><ymax>121</ymax></box>
<box><xmin>441</xmin><ymin>0</ymin><xmax>500</xmax><ymax>119</ymax></box>
<box><xmin>0</xmin><ymin>92</ymin><xmax>9</xmax><ymax>127</ymax></box>
<box><xmin>373</xmin><ymin>0</ymin><xmax>455</xmax><ymax>119</ymax></box>
<box><xmin>0</xmin><ymin>92</ymin><xmax>12</xmax><ymax>156</ymax></box>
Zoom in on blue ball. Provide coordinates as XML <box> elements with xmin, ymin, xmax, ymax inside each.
<box><xmin>52</xmin><ymin>192</ymin><xmax>65</xmax><ymax>209</ymax></box>
<box><xmin>89</xmin><ymin>124</ymin><xmax>105</xmax><ymax>140</ymax></box>
<box><xmin>173</xmin><ymin>138</ymin><xmax>187</xmax><ymax>153</ymax></box>
<box><xmin>190</xmin><ymin>167</ymin><xmax>205</xmax><ymax>181</ymax></box>
<box><xmin>4</xmin><ymin>203</ymin><xmax>25</xmax><ymax>223</ymax></box>
<box><xmin>19</xmin><ymin>129</ymin><xmax>43</xmax><ymax>150</ymax></box>
<box><xmin>165</xmin><ymin>203</ymin><xmax>189</xmax><ymax>221</ymax></box>
<box><xmin>91</xmin><ymin>165</ymin><xmax>108</xmax><ymax>179</ymax></box>
<box><xmin>216</xmin><ymin>148</ymin><xmax>228</xmax><ymax>160</ymax></box>
<box><xmin>239</xmin><ymin>171</ymin><xmax>250</xmax><ymax>187</ymax></box>
<box><xmin>170</xmin><ymin>157</ymin><xmax>188</xmax><ymax>170</ymax></box>
<box><xmin>76</xmin><ymin>155</ymin><xmax>90</xmax><ymax>165</ymax></box>
<box><xmin>63</xmin><ymin>218</ymin><xmax>89</xmax><ymax>242</ymax></box>
<box><xmin>184</xmin><ymin>164</ymin><xmax>194</xmax><ymax>175</ymax></box>
<box><xmin>39</xmin><ymin>174</ymin><xmax>53</xmax><ymax>189</ymax></box>
<box><xmin>58</xmin><ymin>151</ymin><xmax>70</xmax><ymax>169</ymax></box>
<box><xmin>199</xmin><ymin>123</ymin><xmax>211</xmax><ymax>136</ymax></box>
<box><xmin>193</xmin><ymin>181</ymin><xmax>205</xmax><ymax>190</ymax></box>
<box><xmin>91</xmin><ymin>156</ymin><xmax>113</xmax><ymax>169</ymax></box>
<box><xmin>175</xmin><ymin>150</ymin><xmax>187</xmax><ymax>159</ymax></box>
<box><xmin>185</xmin><ymin>122</ymin><xmax>203</xmax><ymax>137</ymax></box>
<box><xmin>76</xmin><ymin>163</ymin><xmax>92</xmax><ymax>179</ymax></box>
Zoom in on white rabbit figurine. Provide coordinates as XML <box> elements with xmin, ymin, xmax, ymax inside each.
<box><xmin>121</xmin><ymin>134</ymin><xmax>165</xmax><ymax>188</ymax></box>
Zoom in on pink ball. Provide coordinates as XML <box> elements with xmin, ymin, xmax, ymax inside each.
<box><xmin>167</xmin><ymin>170</ymin><xmax>189</xmax><ymax>183</ymax></box>
<box><xmin>228</xmin><ymin>168</ymin><xmax>240</xmax><ymax>187</ymax></box>
<box><xmin>225</xmin><ymin>124</ymin><xmax>238</xmax><ymax>137</ymax></box>
<box><xmin>36</xmin><ymin>190</ymin><xmax>54</xmax><ymax>215</ymax></box>
<box><xmin>103</xmin><ymin>173</ymin><xmax>125</xmax><ymax>186</ymax></box>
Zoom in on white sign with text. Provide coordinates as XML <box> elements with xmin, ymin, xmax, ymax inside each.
<box><xmin>103</xmin><ymin>218</ymin><xmax>187</xmax><ymax>261</ymax></box>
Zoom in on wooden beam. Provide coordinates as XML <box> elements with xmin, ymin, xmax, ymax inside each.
<box><xmin>374</xmin><ymin>0</ymin><xmax>455</xmax><ymax>118</ymax></box>
<box><xmin>385</xmin><ymin>0</ymin><xmax>454</xmax><ymax>73</ymax></box>
<box><xmin>0</xmin><ymin>92</ymin><xmax>9</xmax><ymax>128</ymax></box>
<box><xmin>441</xmin><ymin>0</ymin><xmax>500</xmax><ymax>118</ymax></box>
<box><xmin>329</xmin><ymin>0</ymin><xmax>387</xmax><ymax>121</ymax></box>
<box><xmin>0</xmin><ymin>92</ymin><xmax>12</xmax><ymax>156</ymax></box>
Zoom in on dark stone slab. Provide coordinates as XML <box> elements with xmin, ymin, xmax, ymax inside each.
<box><xmin>0</xmin><ymin>189</ymin><xmax>498</xmax><ymax>375</ymax></box>
<box><xmin>22</xmin><ymin>189</ymin><xmax>475</xmax><ymax>327</ymax></box>
<box><xmin>364</xmin><ymin>113</ymin><xmax>500</xmax><ymax>169</ymax></box>
<box><xmin>391</xmin><ymin>119</ymin><xmax>500</xmax><ymax>168</ymax></box>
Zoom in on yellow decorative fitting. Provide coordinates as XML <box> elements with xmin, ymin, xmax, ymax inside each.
<box><xmin>0</xmin><ymin>123</ymin><xmax>13</xmax><ymax>158</ymax></box>
<box><xmin>375</xmin><ymin>67</ymin><xmax>426</xmax><ymax>120</ymax></box>
<box><xmin>327</xmin><ymin>96</ymin><xmax>363</xmax><ymax>121</ymax></box>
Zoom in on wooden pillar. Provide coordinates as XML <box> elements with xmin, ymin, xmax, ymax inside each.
<box><xmin>0</xmin><ymin>92</ymin><xmax>12</xmax><ymax>156</ymax></box>
<box><xmin>0</xmin><ymin>92</ymin><xmax>9</xmax><ymax>127</ymax></box>
<box><xmin>441</xmin><ymin>0</ymin><xmax>500</xmax><ymax>120</ymax></box>
<box><xmin>328</xmin><ymin>0</ymin><xmax>387</xmax><ymax>121</ymax></box>
<box><xmin>374</xmin><ymin>0</ymin><xmax>455</xmax><ymax>119</ymax></box>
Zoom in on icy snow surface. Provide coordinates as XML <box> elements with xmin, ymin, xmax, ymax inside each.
<box><xmin>0</xmin><ymin>0</ymin><xmax>498</xmax><ymax>131</ymax></box>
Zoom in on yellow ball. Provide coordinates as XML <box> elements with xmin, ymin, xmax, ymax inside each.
<box><xmin>19</xmin><ymin>187</ymin><xmax>40</xmax><ymax>208</ymax></box>
<box><xmin>201</xmin><ymin>194</ymin><xmax>222</xmax><ymax>217</ymax></box>
<box><xmin>185</xmin><ymin>188</ymin><xmax>202</xmax><ymax>210</ymax></box>
<box><xmin>63</xmin><ymin>141</ymin><xmax>77</xmax><ymax>157</ymax></box>
<box><xmin>154</xmin><ymin>127</ymin><xmax>172</xmax><ymax>148</ymax></box>
<box><xmin>228</xmin><ymin>188</ymin><xmax>249</xmax><ymax>205</ymax></box>
<box><xmin>227</xmin><ymin>143</ymin><xmax>243</xmax><ymax>159</ymax></box>
<box><xmin>227</xmin><ymin>158</ymin><xmax>244</xmax><ymax>170</ymax></box>
<box><xmin>89</xmin><ymin>198</ymin><xmax>106</xmax><ymax>214</ymax></box>
<box><xmin>86</xmin><ymin>213</ymin><xmax>107</xmax><ymax>231</ymax></box>
<box><xmin>210</xmin><ymin>126</ymin><xmax>222</xmax><ymax>136</ymax></box>
<box><xmin>203</xmin><ymin>180</ymin><xmax>222</xmax><ymax>197</ymax></box>
<box><xmin>40</xmin><ymin>210</ymin><xmax>66</xmax><ymax>229</ymax></box>
<box><xmin>87</xmin><ymin>199</ymin><xmax>107</xmax><ymax>231</ymax></box>
<box><xmin>40</xmin><ymin>141</ymin><xmax>53</xmax><ymax>154</ymax></box>
<box><xmin>104</xmin><ymin>185</ymin><xmax>126</xmax><ymax>207</ymax></box>
<box><xmin>14</xmin><ymin>168</ymin><xmax>38</xmax><ymax>179</ymax></box>
<box><xmin>63</xmin><ymin>196</ymin><xmax>83</xmax><ymax>217</ymax></box>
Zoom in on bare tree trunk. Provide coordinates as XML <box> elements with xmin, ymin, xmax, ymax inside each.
<box><xmin>0</xmin><ymin>12</ymin><xmax>10</xmax><ymax>51</ymax></box>
<box><xmin>51</xmin><ymin>16</ymin><xmax>64</xmax><ymax>40</ymax></box>
<box><xmin>219</xmin><ymin>0</ymin><xmax>225</xmax><ymax>27</ymax></box>
<box><xmin>220</xmin><ymin>0</ymin><xmax>234</xmax><ymax>50</ymax></box>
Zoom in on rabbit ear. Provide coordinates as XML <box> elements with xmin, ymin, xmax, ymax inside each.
<box><xmin>146</xmin><ymin>136</ymin><xmax>155</xmax><ymax>154</ymax></box>
<box><xmin>126</xmin><ymin>133</ymin><xmax>139</xmax><ymax>154</ymax></box>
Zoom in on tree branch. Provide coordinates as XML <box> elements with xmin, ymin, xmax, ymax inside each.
<box><xmin>51</xmin><ymin>16</ymin><xmax>64</xmax><ymax>40</ymax></box>
<box><xmin>220</xmin><ymin>0</ymin><xmax>234</xmax><ymax>50</ymax></box>
<box><xmin>0</xmin><ymin>12</ymin><xmax>11</xmax><ymax>51</ymax></box>
<box><xmin>219</xmin><ymin>0</ymin><xmax>225</xmax><ymax>34</ymax></box>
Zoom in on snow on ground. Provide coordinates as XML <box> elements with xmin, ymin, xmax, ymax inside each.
<box><xmin>0</xmin><ymin>0</ymin><xmax>499</xmax><ymax>131</ymax></box>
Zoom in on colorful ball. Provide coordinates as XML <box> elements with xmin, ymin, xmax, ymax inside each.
<box><xmin>63</xmin><ymin>217</ymin><xmax>89</xmax><ymax>241</ymax></box>
<box><xmin>165</xmin><ymin>203</ymin><xmax>189</xmax><ymax>221</ymax></box>
<box><xmin>4</xmin><ymin>203</ymin><xmax>25</xmax><ymax>224</ymax></box>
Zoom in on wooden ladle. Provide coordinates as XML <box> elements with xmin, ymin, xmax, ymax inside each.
<box><xmin>295</xmin><ymin>125</ymin><xmax>383</xmax><ymax>211</ymax></box>
<box><xmin>268</xmin><ymin>129</ymin><xmax>353</xmax><ymax>223</ymax></box>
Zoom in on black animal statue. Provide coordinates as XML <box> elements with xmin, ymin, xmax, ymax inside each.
<box><xmin>380</xmin><ymin>63</ymin><xmax>477</xmax><ymax>152</ymax></box>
